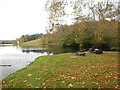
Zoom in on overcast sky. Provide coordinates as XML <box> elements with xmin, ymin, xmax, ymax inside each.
<box><xmin>0</xmin><ymin>0</ymin><xmax>48</xmax><ymax>40</ymax></box>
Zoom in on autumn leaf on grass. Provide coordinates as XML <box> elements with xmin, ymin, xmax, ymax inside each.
<box><xmin>61</xmin><ymin>81</ymin><xmax>65</xmax><ymax>84</ymax></box>
<box><xmin>41</xmin><ymin>83</ymin><xmax>46</xmax><ymax>86</ymax></box>
<box><xmin>36</xmin><ymin>78</ymin><xmax>41</xmax><ymax>80</ymax></box>
<box><xmin>23</xmin><ymin>80</ymin><xmax>27</xmax><ymax>83</ymax></box>
<box><xmin>68</xmin><ymin>83</ymin><xmax>73</xmax><ymax>88</ymax></box>
<box><xmin>53</xmin><ymin>79</ymin><xmax>57</xmax><ymax>82</ymax></box>
<box><xmin>115</xmin><ymin>85</ymin><xmax>119</xmax><ymax>88</ymax></box>
<box><xmin>2</xmin><ymin>86</ymin><xmax>6</xmax><ymax>88</ymax></box>
<box><xmin>67</xmin><ymin>73</ymin><xmax>70</xmax><ymax>75</ymax></box>
<box><xmin>82</xmin><ymin>86</ymin><xmax>85</xmax><ymax>88</ymax></box>
<box><xmin>20</xmin><ymin>75</ymin><xmax>24</xmax><ymax>77</ymax></box>
<box><xmin>82</xmin><ymin>82</ymin><xmax>85</xmax><ymax>84</ymax></box>
<box><xmin>52</xmin><ymin>71</ymin><xmax>55</xmax><ymax>75</ymax></box>
<box><xmin>114</xmin><ymin>76</ymin><xmax>118</xmax><ymax>79</ymax></box>
<box><xmin>105</xmin><ymin>76</ymin><xmax>108</xmax><ymax>78</ymax></box>
<box><xmin>71</xmin><ymin>77</ymin><xmax>78</xmax><ymax>80</ymax></box>
<box><xmin>37</xmin><ymin>71</ymin><xmax>40</xmax><ymax>74</ymax></box>
<box><xmin>27</xmin><ymin>74</ymin><xmax>32</xmax><ymax>77</ymax></box>
<box><xmin>12</xmin><ymin>84</ymin><xmax>16</xmax><ymax>87</ymax></box>
<box><xmin>27</xmin><ymin>84</ymin><xmax>34</xmax><ymax>88</ymax></box>
<box><xmin>20</xmin><ymin>84</ymin><xmax>23</xmax><ymax>86</ymax></box>
<box><xmin>1</xmin><ymin>81</ymin><xmax>5</xmax><ymax>84</ymax></box>
<box><xmin>44</xmin><ymin>73</ymin><xmax>48</xmax><ymax>75</ymax></box>
<box><xmin>46</xmin><ymin>80</ymin><xmax>50</xmax><ymax>82</ymax></box>
<box><xmin>8</xmin><ymin>80</ymin><xmax>14</xmax><ymax>83</ymax></box>
<box><xmin>43</xmin><ymin>86</ymin><xmax>46</xmax><ymax>88</ymax></box>
<box><xmin>53</xmin><ymin>85</ymin><xmax>57</xmax><ymax>89</ymax></box>
<box><xmin>94</xmin><ymin>73</ymin><xmax>98</xmax><ymax>76</ymax></box>
<box><xmin>61</xmin><ymin>75</ymin><xmax>65</xmax><ymax>77</ymax></box>
<box><xmin>28</xmin><ymin>85</ymin><xmax>34</xmax><ymax>88</ymax></box>
<box><xmin>91</xmin><ymin>66</ymin><xmax>95</xmax><ymax>68</ymax></box>
<box><xmin>75</xmin><ymin>77</ymin><xmax>79</xmax><ymax>80</ymax></box>
<box><xmin>92</xmin><ymin>82</ymin><xmax>99</xmax><ymax>85</ymax></box>
<box><xmin>64</xmin><ymin>77</ymin><xmax>69</xmax><ymax>80</ymax></box>
<box><xmin>35</xmin><ymin>87</ymin><xmax>39</xmax><ymax>88</ymax></box>
<box><xmin>57</xmin><ymin>79</ymin><xmax>61</xmax><ymax>81</ymax></box>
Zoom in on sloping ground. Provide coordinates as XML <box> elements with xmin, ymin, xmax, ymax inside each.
<box><xmin>21</xmin><ymin>39</ymin><xmax>42</xmax><ymax>47</ymax></box>
<box><xmin>2</xmin><ymin>51</ymin><xmax>119</xmax><ymax>88</ymax></box>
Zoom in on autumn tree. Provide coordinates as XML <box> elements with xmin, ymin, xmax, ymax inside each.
<box><xmin>45</xmin><ymin>0</ymin><xmax>67</xmax><ymax>32</ymax></box>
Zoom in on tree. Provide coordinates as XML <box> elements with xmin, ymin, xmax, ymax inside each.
<box><xmin>45</xmin><ymin>0</ymin><xmax>67</xmax><ymax>32</ymax></box>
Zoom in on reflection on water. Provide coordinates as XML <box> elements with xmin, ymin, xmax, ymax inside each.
<box><xmin>0</xmin><ymin>44</ymin><xmax>16</xmax><ymax>46</ymax></box>
<box><xmin>21</xmin><ymin>45</ymin><xmax>79</xmax><ymax>54</ymax></box>
<box><xmin>0</xmin><ymin>44</ymin><xmax>79</xmax><ymax>81</ymax></box>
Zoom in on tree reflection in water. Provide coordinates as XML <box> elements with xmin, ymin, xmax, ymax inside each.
<box><xmin>21</xmin><ymin>45</ymin><xmax>79</xmax><ymax>54</ymax></box>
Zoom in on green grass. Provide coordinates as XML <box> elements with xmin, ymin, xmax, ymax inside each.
<box><xmin>2</xmin><ymin>51</ymin><xmax>119</xmax><ymax>88</ymax></box>
<box><xmin>21</xmin><ymin>39</ymin><xmax>58</xmax><ymax>47</ymax></box>
<box><xmin>21</xmin><ymin>39</ymin><xmax>43</xmax><ymax>47</ymax></box>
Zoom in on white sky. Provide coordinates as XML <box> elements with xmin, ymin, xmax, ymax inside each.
<box><xmin>0</xmin><ymin>0</ymin><xmax>48</xmax><ymax>40</ymax></box>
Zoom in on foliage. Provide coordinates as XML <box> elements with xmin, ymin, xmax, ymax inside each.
<box><xmin>39</xmin><ymin>20</ymin><xmax>118</xmax><ymax>50</ymax></box>
<box><xmin>60</xmin><ymin>34</ymin><xmax>77</xmax><ymax>47</ymax></box>
<box><xmin>45</xmin><ymin>0</ymin><xmax>67</xmax><ymax>32</ymax></box>
<box><xmin>18</xmin><ymin>33</ymin><xmax>43</xmax><ymax>43</ymax></box>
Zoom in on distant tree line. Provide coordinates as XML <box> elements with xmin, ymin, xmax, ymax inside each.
<box><xmin>18</xmin><ymin>33</ymin><xmax>43</xmax><ymax>43</ymax></box>
<box><xmin>0</xmin><ymin>40</ymin><xmax>17</xmax><ymax>44</ymax></box>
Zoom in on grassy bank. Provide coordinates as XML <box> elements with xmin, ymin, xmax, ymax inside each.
<box><xmin>21</xmin><ymin>38</ymin><xmax>58</xmax><ymax>47</ymax></box>
<box><xmin>2</xmin><ymin>51</ymin><xmax>119</xmax><ymax>88</ymax></box>
<box><xmin>20</xmin><ymin>39</ymin><xmax>42</xmax><ymax>47</ymax></box>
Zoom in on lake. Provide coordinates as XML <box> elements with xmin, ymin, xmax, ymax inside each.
<box><xmin>0</xmin><ymin>44</ymin><xmax>79</xmax><ymax>81</ymax></box>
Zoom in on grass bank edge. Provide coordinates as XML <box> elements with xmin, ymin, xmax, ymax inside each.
<box><xmin>2</xmin><ymin>52</ymin><xmax>119</xmax><ymax>88</ymax></box>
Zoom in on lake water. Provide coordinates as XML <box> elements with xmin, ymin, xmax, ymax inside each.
<box><xmin>0</xmin><ymin>44</ymin><xmax>79</xmax><ymax>81</ymax></box>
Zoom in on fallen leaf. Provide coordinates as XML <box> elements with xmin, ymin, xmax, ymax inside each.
<box><xmin>57</xmin><ymin>79</ymin><xmax>61</xmax><ymax>81</ymax></box>
<box><xmin>92</xmin><ymin>82</ymin><xmax>99</xmax><ymax>85</ymax></box>
<box><xmin>41</xmin><ymin>83</ymin><xmax>46</xmax><ymax>86</ymax></box>
<box><xmin>82</xmin><ymin>82</ymin><xmax>85</xmax><ymax>84</ymax></box>
<box><xmin>71</xmin><ymin>77</ymin><xmax>76</xmax><ymax>80</ymax></box>
<box><xmin>115</xmin><ymin>85</ymin><xmax>118</xmax><ymax>88</ymax></box>
<box><xmin>43</xmin><ymin>86</ymin><xmax>46</xmax><ymax>88</ymax></box>
<box><xmin>61</xmin><ymin>81</ymin><xmax>65</xmax><ymax>84</ymax></box>
<box><xmin>82</xmin><ymin>86</ymin><xmax>85</xmax><ymax>88</ymax></box>
<box><xmin>27</xmin><ymin>74</ymin><xmax>32</xmax><ymax>77</ymax></box>
<box><xmin>68</xmin><ymin>83</ymin><xmax>73</xmax><ymax>87</ymax></box>
<box><xmin>12</xmin><ymin>84</ymin><xmax>16</xmax><ymax>87</ymax></box>
<box><xmin>20</xmin><ymin>75</ymin><xmax>24</xmax><ymax>77</ymax></box>
<box><xmin>35</xmin><ymin>87</ymin><xmax>39</xmax><ymax>88</ymax></box>
<box><xmin>23</xmin><ymin>80</ymin><xmax>27</xmax><ymax>83</ymax></box>
<box><xmin>1</xmin><ymin>81</ymin><xmax>5</xmax><ymax>84</ymax></box>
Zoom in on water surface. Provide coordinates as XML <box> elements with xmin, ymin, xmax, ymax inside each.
<box><xmin>0</xmin><ymin>44</ymin><xmax>79</xmax><ymax>81</ymax></box>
